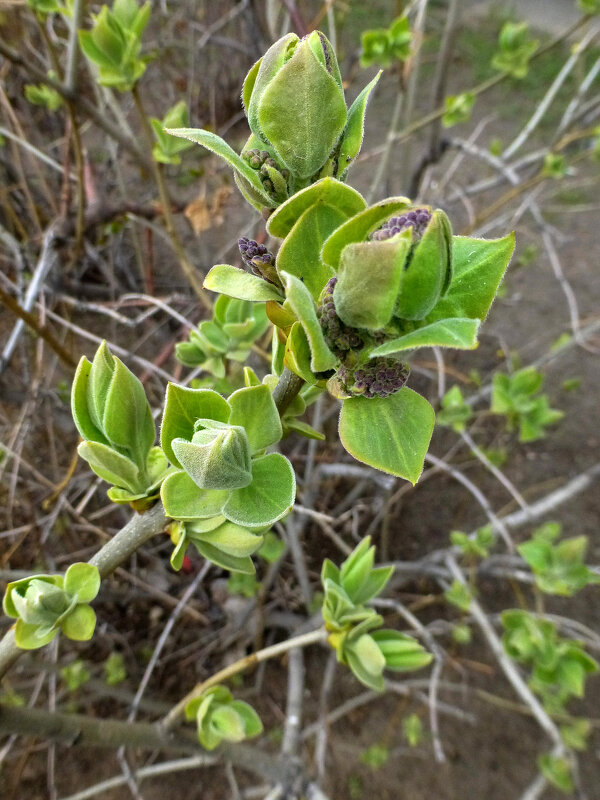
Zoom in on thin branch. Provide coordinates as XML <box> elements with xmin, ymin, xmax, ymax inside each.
<box><xmin>0</xmin><ymin>504</ymin><xmax>168</xmax><ymax>679</ymax></box>
<box><xmin>58</xmin><ymin>755</ymin><xmax>219</xmax><ymax>800</ymax></box>
<box><xmin>0</xmin><ymin>40</ymin><xmax>148</xmax><ymax>166</ymax></box>
<box><xmin>503</xmin><ymin>23</ymin><xmax>600</xmax><ymax>160</ymax></box>
<box><xmin>445</xmin><ymin>554</ymin><xmax>564</xmax><ymax>748</ymax></box>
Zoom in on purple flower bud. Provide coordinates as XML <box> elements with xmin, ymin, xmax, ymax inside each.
<box><xmin>370</xmin><ymin>207</ymin><xmax>432</xmax><ymax>242</ymax></box>
<box><xmin>317</xmin><ymin>277</ymin><xmax>368</xmax><ymax>360</ymax></box>
<box><xmin>337</xmin><ymin>358</ymin><xmax>410</xmax><ymax>399</ymax></box>
<box><xmin>238</xmin><ymin>238</ymin><xmax>280</xmax><ymax>286</ymax></box>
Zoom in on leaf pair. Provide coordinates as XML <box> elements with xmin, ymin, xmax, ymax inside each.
<box><xmin>185</xmin><ymin>686</ymin><xmax>262</xmax><ymax>750</ymax></box>
<box><xmin>72</xmin><ymin>342</ymin><xmax>169</xmax><ymax>506</ymax></box>
<box><xmin>160</xmin><ymin>383</ymin><xmax>295</xmax><ymax>544</ymax></box>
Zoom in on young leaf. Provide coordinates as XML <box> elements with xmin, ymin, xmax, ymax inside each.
<box><xmin>63</xmin><ymin>564</ymin><xmax>101</xmax><ymax>604</ymax></box>
<box><xmin>102</xmin><ymin>357</ymin><xmax>155</xmax><ymax>469</ymax></box>
<box><xmin>257</xmin><ymin>39</ymin><xmax>347</xmax><ymax>179</ymax></box>
<box><xmin>280</xmin><ymin>271</ymin><xmax>338</xmax><ymax>372</ymax></box>
<box><xmin>321</xmin><ymin>198</ymin><xmax>411</xmax><ymax>269</ymax></box>
<box><xmin>77</xmin><ymin>441</ymin><xmax>141</xmax><ymax>493</ymax></box>
<box><xmin>227</xmin><ymin>384</ymin><xmax>282</xmax><ymax>452</ymax></box>
<box><xmin>161</xmin><ymin>384</ymin><xmax>230</xmax><ymax>468</ymax></box>
<box><xmin>160</xmin><ymin>471</ymin><xmax>229</xmax><ymax>520</ymax></box>
<box><xmin>165</xmin><ymin>128</ymin><xmax>276</xmax><ymax>207</ymax></box>
<box><xmin>224</xmin><ymin>452</ymin><xmax>295</xmax><ymax>529</ymax></box>
<box><xmin>204</xmin><ymin>264</ymin><xmax>284</xmax><ymax>302</ymax></box>
<box><xmin>339</xmin><ymin>388</ymin><xmax>435</xmax><ymax>484</ymax></box>
<box><xmin>427</xmin><ymin>234</ymin><xmax>515</xmax><ymax>322</ymax></box>
<box><xmin>337</xmin><ymin>72</ymin><xmax>382</xmax><ymax>180</ymax></box>
<box><xmin>370</xmin><ymin>318</ymin><xmax>480</xmax><ymax>356</ymax></box>
<box><xmin>71</xmin><ymin>357</ymin><xmax>109</xmax><ymax>445</ymax></box>
<box><xmin>333</xmin><ymin>235</ymin><xmax>411</xmax><ymax>330</ymax></box>
<box><xmin>60</xmin><ymin>604</ymin><xmax>97</xmax><ymax>642</ymax></box>
<box><xmin>267</xmin><ymin>178</ymin><xmax>366</xmax><ymax>238</ymax></box>
<box><xmin>276</xmin><ymin>203</ymin><xmax>347</xmax><ymax>299</ymax></box>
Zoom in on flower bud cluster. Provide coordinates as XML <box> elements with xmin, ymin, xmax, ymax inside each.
<box><xmin>238</xmin><ymin>237</ymin><xmax>280</xmax><ymax>286</ymax></box>
<box><xmin>337</xmin><ymin>357</ymin><xmax>410</xmax><ymax>399</ymax></box>
<box><xmin>317</xmin><ymin>277</ymin><xmax>366</xmax><ymax>359</ymax></box>
<box><xmin>370</xmin><ymin>208</ymin><xmax>432</xmax><ymax>241</ymax></box>
<box><xmin>243</xmin><ymin>149</ymin><xmax>290</xmax><ymax>196</ymax></box>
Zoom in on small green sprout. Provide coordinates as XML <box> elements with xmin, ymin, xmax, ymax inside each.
<box><xmin>491</xmin><ymin>367</ymin><xmax>563</xmax><ymax>442</ymax></box>
<box><xmin>491</xmin><ymin>22</ymin><xmax>538</xmax><ymax>79</ymax></box>
<box><xmin>78</xmin><ymin>0</ymin><xmax>150</xmax><ymax>91</ymax></box>
<box><xmin>185</xmin><ymin>685</ymin><xmax>262</xmax><ymax>750</ymax></box>
<box><xmin>3</xmin><ymin>564</ymin><xmax>100</xmax><ymax>650</ymax></box>
<box><xmin>518</xmin><ymin>522</ymin><xmax>600</xmax><ymax>596</ymax></box>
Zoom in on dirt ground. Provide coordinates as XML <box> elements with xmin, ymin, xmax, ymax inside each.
<box><xmin>1</xmin><ymin>2</ymin><xmax>600</xmax><ymax>799</ymax></box>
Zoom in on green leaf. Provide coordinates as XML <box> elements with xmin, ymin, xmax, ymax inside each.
<box><xmin>192</xmin><ymin>521</ymin><xmax>263</xmax><ymax>558</ymax></box>
<box><xmin>161</xmin><ymin>471</ymin><xmax>229</xmax><ymax>520</ymax></box>
<box><xmin>63</xmin><ymin>564</ymin><xmax>100</xmax><ymax>603</ymax></box>
<box><xmin>394</xmin><ymin>210</ymin><xmax>452</xmax><ymax>320</ymax></box>
<box><xmin>204</xmin><ymin>264</ymin><xmax>284</xmax><ymax>302</ymax></box>
<box><xmin>242</xmin><ymin>57</ymin><xmax>262</xmax><ymax>110</ymax></box>
<box><xmin>403</xmin><ymin>714</ymin><xmax>423</xmax><ymax>747</ymax></box>
<box><xmin>230</xmin><ymin>700</ymin><xmax>263</xmax><ymax>738</ymax></box>
<box><xmin>14</xmin><ymin>620</ymin><xmax>58</xmax><ymax>650</ymax></box>
<box><xmin>276</xmin><ymin>203</ymin><xmax>348</xmax><ymax>300</ymax></box>
<box><xmin>538</xmin><ymin>754</ymin><xmax>573</xmax><ymax>794</ymax></box>
<box><xmin>339</xmin><ymin>388</ymin><xmax>435</xmax><ymax>484</ymax></box>
<box><xmin>227</xmin><ymin>384</ymin><xmax>282</xmax><ymax>452</ymax></box>
<box><xmin>360</xmin><ymin>29</ymin><xmax>391</xmax><ymax>67</ymax></box>
<box><xmin>579</xmin><ymin>0</ymin><xmax>600</xmax><ymax>12</ymax></box>
<box><xmin>284</xmin><ymin>323</ymin><xmax>321</xmax><ymax>384</ymax></box>
<box><xmin>360</xmin><ymin>744</ymin><xmax>389</xmax><ymax>768</ymax></box>
<box><xmin>102</xmin><ymin>356</ymin><xmax>155</xmax><ymax>469</ymax></box>
<box><xmin>442</xmin><ymin>92</ymin><xmax>475</xmax><ymax>128</ymax></box>
<box><xmin>267</xmin><ymin>178</ymin><xmax>366</xmax><ymax>239</ymax></box>
<box><xmin>346</xmin><ymin>633</ymin><xmax>386</xmax><ymax>692</ymax></box>
<box><xmin>444</xmin><ymin>580</ymin><xmax>472</xmax><ymax>611</ymax></box>
<box><xmin>161</xmin><ymin>384</ymin><xmax>230</xmax><ymax>469</ymax></box>
<box><xmin>281</xmin><ymin>271</ymin><xmax>338</xmax><ymax>372</ymax></box>
<box><xmin>334</xmin><ymin>234</ymin><xmax>411</xmax><ymax>329</ymax></box>
<box><xmin>370</xmin><ymin>318</ymin><xmax>480</xmax><ymax>356</ymax></box>
<box><xmin>165</xmin><ymin>128</ymin><xmax>276</xmax><ymax>207</ymax></box>
<box><xmin>61</xmin><ymin>660</ymin><xmax>91</xmax><ymax>692</ymax></box>
<box><xmin>71</xmin><ymin>357</ymin><xmax>109</xmax><ymax>445</ymax></box>
<box><xmin>104</xmin><ymin>652</ymin><xmax>127</xmax><ymax>685</ymax></box>
<box><xmin>61</xmin><ymin>604</ymin><xmax>97</xmax><ymax>642</ymax></box>
<box><xmin>436</xmin><ymin>385</ymin><xmax>473</xmax><ymax>431</ymax></box>
<box><xmin>427</xmin><ymin>234</ymin><xmax>515</xmax><ymax>322</ymax></box>
<box><xmin>321</xmin><ymin>197</ymin><xmax>411</xmax><ymax>269</ymax></box>
<box><xmin>224</xmin><ymin>453</ymin><xmax>295</xmax><ymax>529</ymax></box>
<box><xmin>192</xmin><ymin>539</ymin><xmax>255</xmax><ymax>574</ymax></box>
<box><xmin>337</xmin><ymin>72</ymin><xmax>381</xmax><ymax>179</ymax></box>
<box><xmin>77</xmin><ymin>441</ymin><xmax>141</xmax><ymax>493</ymax></box>
<box><xmin>257</xmin><ymin>38</ymin><xmax>347</xmax><ymax>179</ymax></box>
<box><xmin>258</xmin><ymin>532</ymin><xmax>286</xmax><ymax>563</ymax></box>
<box><xmin>352</xmin><ymin>566</ymin><xmax>394</xmax><ymax>606</ymax></box>
<box><xmin>371</xmin><ymin>629</ymin><xmax>433</xmax><ymax>671</ymax></box>
<box><xmin>560</xmin><ymin>719</ymin><xmax>591</xmax><ymax>751</ymax></box>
